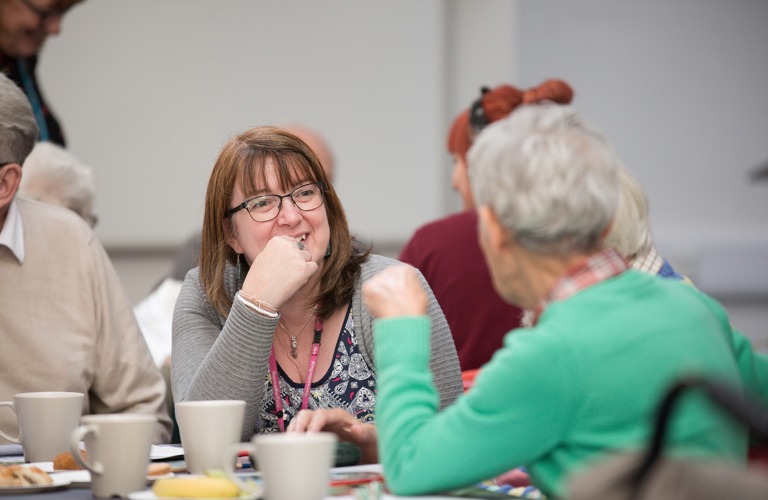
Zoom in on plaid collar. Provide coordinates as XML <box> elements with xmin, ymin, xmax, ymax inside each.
<box><xmin>534</xmin><ymin>247</ymin><xmax>627</xmax><ymax>325</ymax></box>
<box><xmin>629</xmin><ymin>246</ymin><xmax>664</xmax><ymax>275</ymax></box>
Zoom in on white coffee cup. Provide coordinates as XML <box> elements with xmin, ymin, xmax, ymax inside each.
<box><xmin>0</xmin><ymin>391</ymin><xmax>84</xmax><ymax>462</ymax></box>
<box><xmin>69</xmin><ymin>414</ymin><xmax>156</xmax><ymax>498</ymax></box>
<box><xmin>175</xmin><ymin>400</ymin><xmax>246</xmax><ymax>474</ymax></box>
<box><xmin>224</xmin><ymin>432</ymin><xmax>337</xmax><ymax>500</ymax></box>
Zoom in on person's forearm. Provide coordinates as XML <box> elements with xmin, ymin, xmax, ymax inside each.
<box><xmin>172</xmin><ymin>278</ymin><xmax>278</xmax><ymax>440</ymax></box>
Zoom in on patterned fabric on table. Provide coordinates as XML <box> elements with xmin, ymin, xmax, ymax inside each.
<box><xmin>477</xmin><ymin>480</ymin><xmax>546</xmax><ymax>499</ymax></box>
<box><xmin>255</xmin><ymin>303</ymin><xmax>377</xmax><ymax>433</ymax></box>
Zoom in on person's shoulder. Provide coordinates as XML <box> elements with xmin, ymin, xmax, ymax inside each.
<box><xmin>360</xmin><ymin>254</ymin><xmax>433</xmax><ymax>289</ymax></box>
<box><xmin>400</xmin><ymin>211</ymin><xmax>478</xmax><ymax>263</ymax></box>
<box><xmin>656</xmin><ymin>272</ymin><xmax>732</xmax><ymax>327</ymax></box>
<box><xmin>361</xmin><ymin>254</ymin><xmax>400</xmax><ymax>276</ymax></box>
<box><xmin>183</xmin><ymin>265</ymin><xmax>202</xmax><ymax>283</ymax></box>
<box><xmin>16</xmin><ymin>196</ymin><xmax>92</xmax><ymax>241</ymax></box>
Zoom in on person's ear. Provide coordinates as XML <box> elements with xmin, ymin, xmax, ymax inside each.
<box><xmin>0</xmin><ymin>164</ymin><xmax>22</xmax><ymax>209</ymax></box>
<box><xmin>478</xmin><ymin>205</ymin><xmax>513</xmax><ymax>253</ymax></box>
<box><xmin>224</xmin><ymin>217</ymin><xmax>244</xmax><ymax>255</ymax></box>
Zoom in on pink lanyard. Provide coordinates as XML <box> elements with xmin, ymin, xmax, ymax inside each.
<box><xmin>268</xmin><ymin>316</ymin><xmax>324</xmax><ymax>432</ymax></box>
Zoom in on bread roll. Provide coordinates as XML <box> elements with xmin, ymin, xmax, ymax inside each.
<box><xmin>53</xmin><ymin>450</ymin><xmax>86</xmax><ymax>470</ymax></box>
<box><xmin>147</xmin><ymin>462</ymin><xmax>172</xmax><ymax>477</ymax></box>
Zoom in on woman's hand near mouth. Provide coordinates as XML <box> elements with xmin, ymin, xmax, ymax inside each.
<box><xmin>241</xmin><ymin>235</ymin><xmax>318</xmax><ymax>308</ymax></box>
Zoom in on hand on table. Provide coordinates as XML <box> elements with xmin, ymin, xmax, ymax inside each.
<box><xmin>362</xmin><ymin>265</ymin><xmax>428</xmax><ymax>318</ymax></box>
<box><xmin>241</xmin><ymin>236</ymin><xmax>319</xmax><ymax>308</ymax></box>
<box><xmin>287</xmin><ymin>408</ymin><xmax>379</xmax><ymax>464</ymax></box>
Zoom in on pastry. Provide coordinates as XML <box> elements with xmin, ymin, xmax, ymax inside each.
<box><xmin>0</xmin><ymin>465</ymin><xmax>53</xmax><ymax>486</ymax></box>
<box><xmin>147</xmin><ymin>462</ymin><xmax>172</xmax><ymax>477</ymax></box>
<box><xmin>53</xmin><ymin>450</ymin><xmax>86</xmax><ymax>470</ymax></box>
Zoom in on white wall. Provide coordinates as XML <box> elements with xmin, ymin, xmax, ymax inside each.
<box><xmin>40</xmin><ymin>0</ymin><xmax>452</xmax><ymax>247</ymax></box>
<box><xmin>35</xmin><ymin>0</ymin><xmax>767</xmax><ymax>338</ymax></box>
<box><xmin>518</xmin><ymin>0</ymin><xmax>768</xmax><ymax>297</ymax></box>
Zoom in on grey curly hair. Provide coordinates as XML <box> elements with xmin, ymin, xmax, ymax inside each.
<box><xmin>468</xmin><ymin>103</ymin><xmax>620</xmax><ymax>256</ymax></box>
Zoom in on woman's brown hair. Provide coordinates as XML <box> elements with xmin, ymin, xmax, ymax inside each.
<box><xmin>200</xmin><ymin>126</ymin><xmax>369</xmax><ymax>319</ymax></box>
<box><xmin>447</xmin><ymin>79</ymin><xmax>574</xmax><ymax>159</ymax></box>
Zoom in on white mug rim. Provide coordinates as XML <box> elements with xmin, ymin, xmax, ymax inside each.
<box><xmin>253</xmin><ymin>431</ymin><xmax>337</xmax><ymax>445</ymax></box>
<box><xmin>13</xmin><ymin>392</ymin><xmax>84</xmax><ymax>399</ymax></box>
<box><xmin>80</xmin><ymin>414</ymin><xmax>156</xmax><ymax>424</ymax></box>
<box><xmin>176</xmin><ymin>400</ymin><xmax>246</xmax><ymax>408</ymax></box>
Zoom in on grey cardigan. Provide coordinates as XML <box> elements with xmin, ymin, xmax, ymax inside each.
<box><xmin>171</xmin><ymin>254</ymin><xmax>463</xmax><ymax>441</ymax></box>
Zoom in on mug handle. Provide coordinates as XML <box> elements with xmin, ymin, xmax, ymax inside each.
<box><xmin>223</xmin><ymin>442</ymin><xmax>259</xmax><ymax>494</ymax></box>
<box><xmin>69</xmin><ymin>424</ymin><xmax>103</xmax><ymax>475</ymax></box>
<box><xmin>0</xmin><ymin>402</ymin><xmax>20</xmax><ymax>444</ymax></box>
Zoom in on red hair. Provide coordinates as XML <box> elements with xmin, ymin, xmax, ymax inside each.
<box><xmin>447</xmin><ymin>79</ymin><xmax>574</xmax><ymax>159</ymax></box>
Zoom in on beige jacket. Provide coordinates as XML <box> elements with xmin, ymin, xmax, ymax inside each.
<box><xmin>0</xmin><ymin>197</ymin><xmax>171</xmax><ymax>444</ymax></box>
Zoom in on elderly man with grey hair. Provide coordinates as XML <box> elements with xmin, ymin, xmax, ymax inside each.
<box><xmin>357</xmin><ymin>104</ymin><xmax>746</xmax><ymax>498</ymax></box>
<box><xmin>0</xmin><ymin>72</ymin><xmax>171</xmax><ymax>444</ymax></box>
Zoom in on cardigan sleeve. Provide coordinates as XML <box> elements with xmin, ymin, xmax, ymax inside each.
<box><xmin>352</xmin><ymin>255</ymin><xmax>463</xmax><ymax>411</ymax></box>
<box><xmin>171</xmin><ymin>268</ymin><xmax>279</xmax><ymax>441</ymax></box>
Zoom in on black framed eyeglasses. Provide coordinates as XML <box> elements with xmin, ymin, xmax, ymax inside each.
<box><xmin>17</xmin><ymin>0</ymin><xmax>65</xmax><ymax>23</ymax></box>
<box><xmin>226</xmin><ymin>182</ymin><xmax>326</xmax><ymax>223</ymax></box>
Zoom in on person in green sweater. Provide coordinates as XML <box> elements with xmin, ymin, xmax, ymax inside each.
<box><xmin>361</xmin><ymin>103</ymin><xmax>747</xmax><ymax>498</ymax></box>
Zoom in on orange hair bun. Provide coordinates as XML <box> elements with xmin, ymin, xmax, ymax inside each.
<box><xmin>522</xmin><ymin>79</ymin><xmax>574</xmax><ymax>105</ymax></box>
<box><xmin>447</xmin><ymin>78</ymin><xmax>574</xmax><ymax>158</ymax></box>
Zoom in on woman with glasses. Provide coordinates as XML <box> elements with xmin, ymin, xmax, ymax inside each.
<box><xmin>171</xmin><ymin>127</ymin><xmax>462</xmax><ymax>462</ymax></box>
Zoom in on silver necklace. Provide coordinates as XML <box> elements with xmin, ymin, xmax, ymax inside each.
<box><xmin>279</xmin><ymin>311</ymin><xmax>314</xmax><ymax>359</ymax></box>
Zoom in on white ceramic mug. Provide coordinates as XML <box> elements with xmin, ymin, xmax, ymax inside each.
<box><xmin>224</xmin><ymin>432</ymin><xmax>337</xmax><ymax>500</ymax></box>
<box><xmin>0</xmin><ymin>391</ymin><xmax>84</xmax><ymax>462</ymax></box>
<box><xmin>69</xmin><ymin>414</ymin><xmax>156</xmax><ymax>498</ymax></box>
<box><xmin>175</xmin><ymin>400</ymin><xmax>246</xmax><ymax>474</ymax></box>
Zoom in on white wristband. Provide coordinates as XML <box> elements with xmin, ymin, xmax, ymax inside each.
<box><xmin>236</xmin><ymin>292</ymin><xmax>279</xmax><ymax>318</ymax></box>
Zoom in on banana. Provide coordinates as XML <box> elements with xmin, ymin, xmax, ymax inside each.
<box><xmin>152</xmin><ymin>476</ymin><xmax>241</xmax><ymax>498</ymax></box>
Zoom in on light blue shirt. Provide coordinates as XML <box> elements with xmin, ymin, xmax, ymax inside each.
<box><xmin>0</xmin><ymin>197</ymin><xmax>25</xmax><ymax>263</ymax></box>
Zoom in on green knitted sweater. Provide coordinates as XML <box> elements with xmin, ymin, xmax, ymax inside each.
<box><xmin>374</xmin><ymin>270</ymin><xmax>746</xmax><ymax>498</ymax></box>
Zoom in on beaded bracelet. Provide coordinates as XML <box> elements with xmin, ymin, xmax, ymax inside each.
<box><xmin>236</xmin><ymin>292</ymin><xmax>279</xmax><ymax>318</ymax></box>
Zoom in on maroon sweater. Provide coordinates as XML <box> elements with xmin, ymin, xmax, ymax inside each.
<box><xmin>399</xmin><ymin>210</ymin><xmax>522</xmax><ymax>371</ymax></box>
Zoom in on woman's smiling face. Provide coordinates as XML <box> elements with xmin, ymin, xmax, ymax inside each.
<box><xmin>227</xmin><ymin>160</ymin><xmax>330</xmax><ymax>268</ymax></box>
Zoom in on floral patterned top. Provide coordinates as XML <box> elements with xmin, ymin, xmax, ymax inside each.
<box><xmin>254</xmin><ymin>303</ymin><xmax>377</xmax><ymax>433</ymax></box>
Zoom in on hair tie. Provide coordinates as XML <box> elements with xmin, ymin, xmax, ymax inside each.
<box><xmin>469</xmin><ymin>86</ymin><xmax>492</xmax><ymax>135</ymax></box>
<box><xmin>522</xmin><ymin>88</ymin><xmax>539</xmax><ymax>104</ymax></box>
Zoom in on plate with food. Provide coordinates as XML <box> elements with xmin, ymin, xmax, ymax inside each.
<box><xmin>0</xmin><ymin>464</ymin><xmax>70</xmax><ymax>495</ymax></box>
<box><xmin>50</xmin><ymin>452</ymin><xmax>174</xmax><ymax>487</ymax></box>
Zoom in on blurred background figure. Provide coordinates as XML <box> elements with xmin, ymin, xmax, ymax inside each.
<box><xmin>0</xmin><ymin>0</ymin><xmax>83</xmax><ymax>145</ymax></box>
<box><xmin>18</xmin><ymin>141</ymin><xmax>97</xmax><ymax>227</ymax></box>
<box><xmin>281</xmin><ymin>123</ymin><xmax>335</xmax><ymax>182</ymax></box>
<box><xmin>604</xmin><ymin>163</ymin><xmax>682</xmax><ymax>279</ymax></box>
<box><xmin>399</xmin><ymin>79</ymin><xmax>573</xmax><ymax>373</ymax></box>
